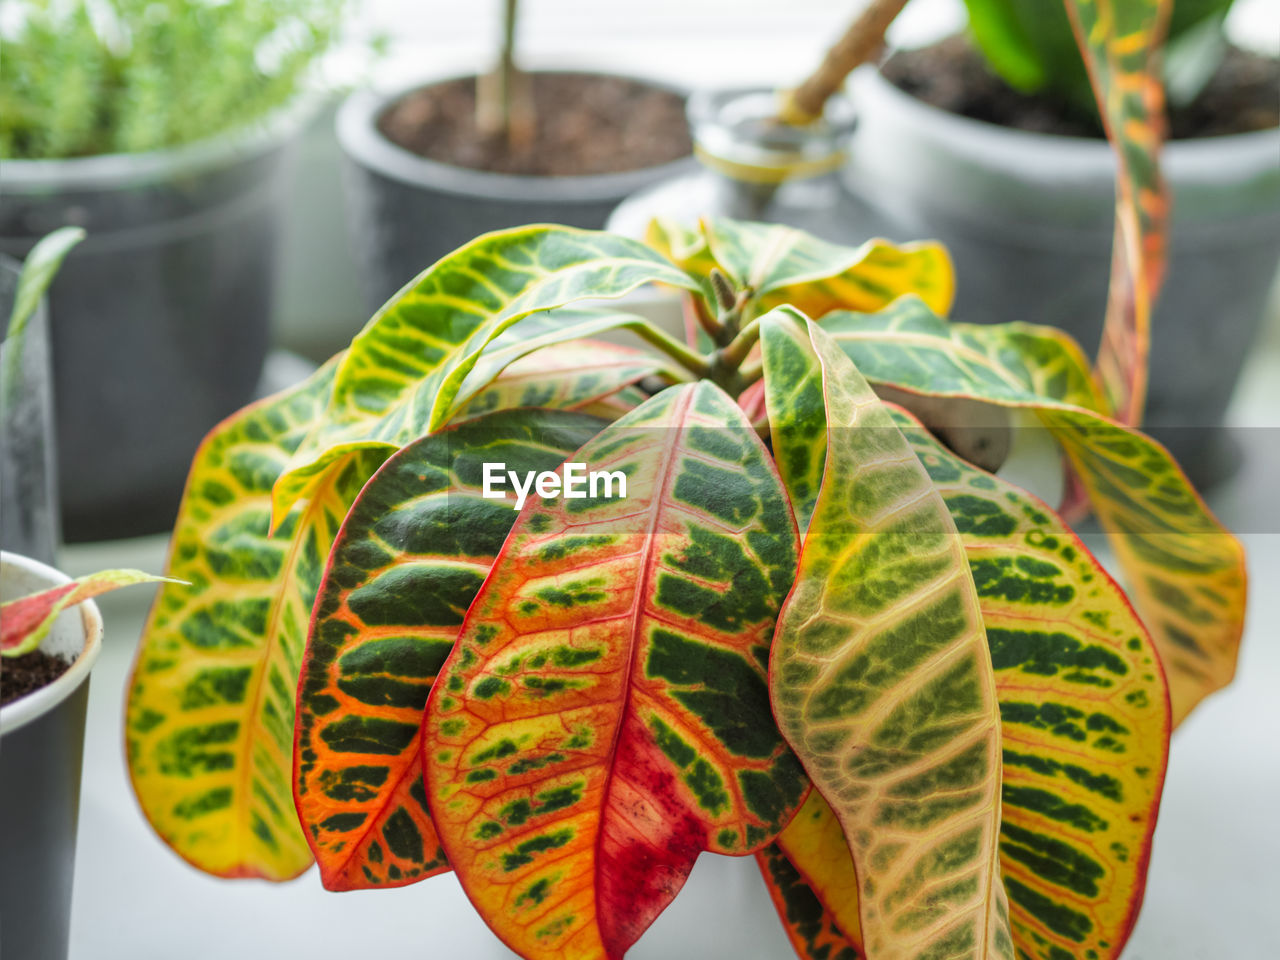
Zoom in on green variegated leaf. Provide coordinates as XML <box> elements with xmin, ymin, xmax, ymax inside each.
<box><xmin>824</xmin><ymin>296</ymin><xmax>1106</xmax><ymax>412</ymax></box>
<box><xmin>646</xmin><ymin>217</ymin><xmax>956</xmax><ymax>320</ymax></box>
<box><xmin>763</xmin><ymin>308</ymin><xmax>1014</xmax><ymax>960</ymax></box>
<box><xmin>272</xmin><ymin>226</ymin><xmax>699</xmax><ymax>525</ymax></box>
<box><xmin>424</xmin><ymin>382</ymin><xmax>806</xmax><ymax>960</ymax></box>
<box><xmin>294</xmin><ymin>409</ymin><xmax>606</xmax><ymax>891</ymax></box>
<box><xmin>451</xmin><ymin>309</ymin><xmax>685</xmax><ymax>418</ymax></box>
<box><xmin>572</xmin><ymin>383</ymin><xmax>651</xmax><ymax>421</ymax></box>
<box><xmin>826</xmin><ymin>296</ymin><xmax>1244</xmax><ymax>726</ymax></box>
<box><xmin>902</xmin><ymin>407</ymin><xmax>1170</xmax><ymax>958</ymax></box>
<box><xmin>758</xmin><ymin>401</ymin><xmax>1170</xmax><ymax>960</ymax></box>
<box><xmin>454</xmin><ymin>340</ymin><xmax>670</xmax><ymax>424</ymax></box>
<box><xmin>127</xmin><ymin>357</ymin><xmax>379</xmax><ymax>881</ymax></box>
<box><xmin>1064</xmin><ymin>0</ymin><xmax>1171</xmax><ymax>424</ymax></box>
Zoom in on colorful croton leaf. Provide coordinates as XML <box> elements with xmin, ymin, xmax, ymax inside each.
<box><xmin>762</xmin><ymin>309</ymin><xmax>1014</xmax><ymax>959</ymax></box>
<box><xmin>2</xmin><ymin>569</ymin><xmax>169</xmax><ymax>657</ymax></box>
<box><xmin>271</xmin><ymin>226</ymin><xmax>701</xmax><ymax>526</ymax></box>
<box><xmin>423</xmin><ymin>381</ymin><xmax>807</xmax><ymax>960</ymax></box>
<box><xmin>826</xmin><ymin>296</ymin><xmax>1244</xmax><ymax>726</ymax></box>
<box><xmin>455</xmin><ymin>339</ymin><xmax>674</xmax><ymax>424</ymax></box>
<box><xmin>127</xmin><ymin>357</ymin><xmax>378</xmax><ymax>880</ymax></box>
<box><xmin>758</xmin><ymin>391</ymin><xmax>1170</xmax><ymax>960</ymax></box>
<box><xmin>757</xmin><ymin>827</ymin><xmax>863</xmax><ymax>960</ymax></box>
<box><xmin>294</xmin><ymin>408</ymin><xmax>606</xmax><ymax>891</ymax></box>
<box><xmin>757</xmin><ymin>791</ymin><xmax>865</xmax><ymax>960</ymax></box>
<box><xmin>645</xmin><ymin>216</ymin><xmax>955</xmax><ymax>320</ymax></box>
<box><xmin>1063</xmin><ymin>0</ymin><xmax>1171</xmax><ymax>425</ymax></box>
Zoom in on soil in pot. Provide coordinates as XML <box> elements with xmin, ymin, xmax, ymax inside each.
<box><xmin>882</xmin><ymin>35</ymin><xmax>1280</xmax><ymax>139</ymax></box>
<box><xmin>1</xmin><ymin>649</ymin><xmax>69</xmax><ymax>706</ymax></box>
<box><xmin>378</xmin><ymin>72</ymin><xmax>692</xmax><ymax>175</ymax></box>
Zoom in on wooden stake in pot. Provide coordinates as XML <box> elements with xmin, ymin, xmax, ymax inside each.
<box><xmin>779</xmin><ymin>0</ymin><xmax>911</xmax><ymax>124</ymax></box>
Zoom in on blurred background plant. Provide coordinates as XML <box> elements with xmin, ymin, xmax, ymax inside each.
<box><xmin>964</xmin><ymin>0</ymin><xmax>1239</xmax><ymax>117</ymax></box>
<box><xmin>0</xmin><ymin>0</ymin><xmax>347</xmax><ymax>159</ymax></box>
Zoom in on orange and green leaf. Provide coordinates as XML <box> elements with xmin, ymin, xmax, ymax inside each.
<box><xmin>1064</xmin><ymin>0</ymin><xmax>1171</xmax><ymax>423</ymax></box>
<box><xmin>423</xmin><ymin>382</ymin><xmax>806</xmax><ymax>960</ymax></box>
<box><xmin>757</xmin><ymin>829</ymin><xmax>863</xmax><ymax>960</ymax></box>
<box><xmin>762</xmin><ymin>309</ymin><xmax>1014</xmax><ymax>959</ymax></box>
<box><xmin>127</xmin><ymin>358</ymin><xmax>379</xmax><ymax>881</ymax></box>
<box><xmin>294</xmin><ymin>409</ymin><xmax>606</xmax><ymax>891</ymax></box>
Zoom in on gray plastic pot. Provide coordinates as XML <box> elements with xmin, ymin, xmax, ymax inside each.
<box><xmin>1</xmin><ymin>551</ymin><xmax>104</xmax><ymax>960</ymax></box>
<box><xmin>1</xmin><ymin>255</ymin><xmax>59</xmax><ymax>564</ymax></box>
<box><xmin>844</xmin><ymin>66</ymin><xmax>1280</xmax><ymax>486</ymax></box>
<box><xmin>337</xmin><ymin>72</ymin><xmax>697</xmax><ymax>310</ymax></box>
<box><xmin>0</xmin><ymin>103</ymin><xmax>312</xmax><ymax>541</ymax></box>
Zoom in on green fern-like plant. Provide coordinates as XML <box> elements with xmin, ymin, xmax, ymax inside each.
<box><xmin>0</xmin><ymin>0</ymin><xmax>345</xmax><ymax>160</ymax></box>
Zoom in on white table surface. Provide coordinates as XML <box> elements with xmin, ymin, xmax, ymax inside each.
<box><xmin>61</xmin><ymin>344</ymin><xmax>1280</xmax><ymax>959</ymax></box>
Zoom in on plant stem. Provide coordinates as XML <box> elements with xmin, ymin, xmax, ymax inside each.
<box><xmin>779</xmin><ymin>0</ymin><xmax>911</xmax><ymax>124</ymax></box>
<box><xmin>476</xmin><ymin>0</ymin><xmax>533</xmax><ymax>147</ymax></box>
<box><xmin>626</xmin><ymin>320</ymin><xmax>714</xmax><ymax>380</ymax></box>
<box><xmin>720</xmin><ymin>318</ymin><xmax>762</xmax><ymax>371</ymax></box>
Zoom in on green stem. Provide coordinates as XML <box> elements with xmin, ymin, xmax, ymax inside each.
<box><xmin>720</xmin><ymin>317</ymin><xmax>762</xmax><ymax>370</ymax></box>
<box><xmin>626</xmin><ymin>320</ymin><xmax>714</xmax><ymax>379</ymax></box>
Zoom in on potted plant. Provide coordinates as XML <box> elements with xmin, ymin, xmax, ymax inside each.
<box><xmin>843</xmin><ymin>0</ymin><xmax>1279</xmax><ymax>485</ymax></box>
<box><xmin>122</xmin><ymin>144</ymin><xmax>1246</xmax><ymax>960</ymax></box>
<box><xmin>338</xmin><ymin>0</ymin><xmax>696</xmax><ymax>310</ymax></box>
<box><xmin>120</xmin><ymin>4</ymin><xmax>1246</xmax><ymax>956</ymax></box>
<box><xmin>0</xmin><ymin>0</ymin><xmax>347</xmax><ymax>541</ymax></box>
<box><xmin>2</xmin><ymin>558</ymin><xmax>163</xmax><ymax>958</ymax></box>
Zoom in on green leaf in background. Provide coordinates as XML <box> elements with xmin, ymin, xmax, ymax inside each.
<box><xmin>763</xmin><ymin>309</ymin><xmax>1014</xmax><ymax>959</ymax></box>
<box><xmin>964</xmin><ymin>0</ymin><xmax>1231</xmax><ymax>111</ymax></box>
<box><xmin>0</xmin><ymin>0</ymin><xmax>345</xmax><ymax>159</ymax></box>
<box><xmin>294</xmin><ymin>408</ymin><xmax>605</xmax><ymax>891</ymax></box>
<box><xmin>4</xmin><ymin>226</ymin><xmax>85</xmax><ymax>342</ymax></box>
<box><xmin>271</xmin><ymin>225</ymin><xmax>699</xmax><ymax>526</ymax></box>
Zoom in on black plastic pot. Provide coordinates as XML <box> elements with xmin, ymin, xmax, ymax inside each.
<box><xmin>0</xmin><ymin>104</ymin><xmax>312</xmax><ymax>541</ymax></box>
<box><xmin>1</xmin><ymin>255</ymin><xmax>59</xmax><ymax>564</ymax></box>
<box><xmin>843</xmin><ymin>67</ymin><xmax>1280</xmax><ymax>487</ymax></box>
<box><xmin>337</xmin><ymin>71</ymin><xmax>697</xmax><ymax>309</ymax></box>
<box><xmin>1</xmin><ymin>551</ymin><xmax>104</xmax><ymax>960</ymax></box>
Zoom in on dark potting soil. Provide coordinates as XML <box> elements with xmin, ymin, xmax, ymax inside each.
<box><xmin>883</xmin><ymin>36</ymin><xmax>1280</xmax><ymax>139</ymax></box>
<box><xmin>1</xmin><ymin>649</ymin><xmax>70</xmax><ymax>707</ymax></box>
<box><xmin>379</xmin><ymin>72</ymin><xmax>692</xmax><ymax>176</ymax></box>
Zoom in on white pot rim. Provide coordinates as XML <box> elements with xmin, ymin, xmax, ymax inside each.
<box><xmin>337</xmin><ymin>69</ymin><xmax>696</xmax><ymax>203</ymax></box>
<box><xmin>0</xmin><ymin>552</ymin><xmax>103</xmax><ymax>736</ymax></box>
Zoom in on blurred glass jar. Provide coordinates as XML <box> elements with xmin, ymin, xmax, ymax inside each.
<box><xmin>608</xmin><ymin>86</ymin><xmax>877</xmax><ymax>243</ymax></box>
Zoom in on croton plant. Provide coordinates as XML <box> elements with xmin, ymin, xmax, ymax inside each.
<box><xmin>123</xmin><ymin>5</ymin><xmax>1245</xmax><ymax>960</ymax></box>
